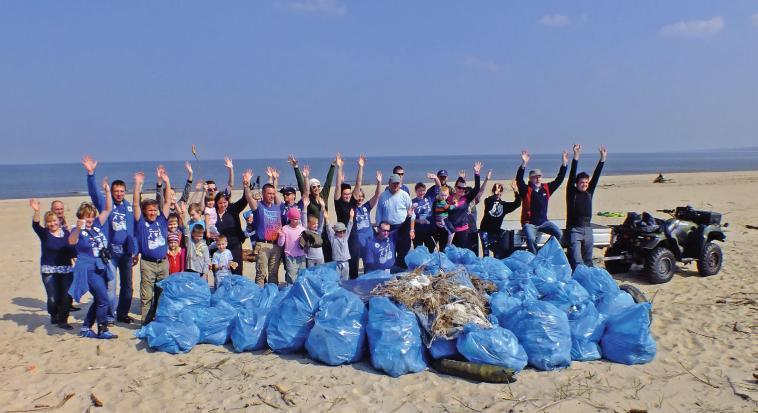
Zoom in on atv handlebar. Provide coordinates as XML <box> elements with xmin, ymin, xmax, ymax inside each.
<box><xmin>656</xmin><ymin>209</ymin><xmax>675</xmax><ymax>214</ymax></box>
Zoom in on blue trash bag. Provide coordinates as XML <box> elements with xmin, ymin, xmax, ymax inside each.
<box><xmin>155</xmin><ymin>273</ymin><xmax>211</xmax><ymax>320</ymax></box>
<box><xmin>360</xmin><ymin>269</ymin><xmax>392</xmax><ymax>279</ymax></box>
<box><xmin>431</xmin><ymin>252</ymin><xmax>458</xmax><ymax>273</ymax></box>
<box><xmin>601</xmin><ymin>302</ymin><xmax>656</xmax><ymax>365</ymax></box>
<box><xmin>456</xmin><ymin>324</ymin><xmax>528</xmax><ymax>371</ymax></box>
<box><xmin>543</xmin><ymin>280</ymin><xmax>591</xmax><ymax>313</ymax></box>
<box><xmin>251</xmin><ymin>283</ymin><xmax>281</xmax><ymax>310</ymax></box>
<box><xmin>482</xmin><ymin>257</ymin><xmax>513</xmax><ymax>281</ymax></box>
<box><xmin>597</xmin><ymin>290</ymin><xmax>635</xmax><ymax>316</ymax></box>
<box><xmin>135</xmin><ymin>310</ymin><xmax>200</xmax><ymax>354</ymax></box>
<box><xmin>572</xmin><ymin>265</ymin><xmax>619</xmax><ymax>307</ymax></box>
<box><xmin>428</xmin><ymin>337</ymin><xmax>459</xmax><ymax>359</ymax></box>
<box><xmin>406</xmin><ymin>246</ymin><xmax>433</xmax><ymax>270</ymax></box>
<box><xmin>266</xmin><ymin>267</ymin><xmax>341</xmax><ymax>353</ymax></box>
<box><xmin>568</xmin><ymin>301</ymin><xmax>603</xmax><ymax>361</ymax></box>
<box><xmin>504</xmin><ymin>273</ymin><xmax>541</xmax><ymax>302</ymax></box>
<box><xmin>504</xmin><ymin>300</ymin><xmax>572</xmax><ymax>371</ymax></box>
<box><xmin>444</xmin><ymin>245</ymin><xmax>479</xmax><ymax>265</ymax></box>
<box><xmin>531</xmin><ymin>237</ymin><xmax>572</xmax><ymax>283</ymax></box>
<box><xmin>305</xmin><ymin>288</ymin><xmax>367</xmax><ymax>365</ymax></box>
<box><xmin>366</xmin><ymin>297</ymin><xmax>427</xmax><ymax>377</ymax></box>
<box><xmin>490</xmin><ymin>292</ymin><xmax>522</xmax><ymax>326</ymax></box>
<box><xmin>229</xmin><ymin>307</ymin><xmax>270</xmax><ymax>352</ymax></box>
<box><xmin>508</xmin><ymin>250</ymin><xmax>536</xmax><ymax>264</ymax></box>
<box><xmin>181</xmin><ymin>300</ymin><xmax>237</xmax><ymax>345</ymax></box>
<box><xmin>273</xmin><ymin>285</ymin><xmax>292</xmax><ymax>306</ymax></box>
<box><xmin>211</xmin><ymin>275</ymin><xmax>261</xmax><ymax>309</ymax></box>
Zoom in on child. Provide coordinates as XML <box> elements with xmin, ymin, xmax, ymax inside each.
<box><xmin>167</xmin><ymin>213</ymin><xmax>183</xmax><ymax>246</ymax></box>
<box><xmin>204</xmin><ymin>194</ymin><xmax>218</xmax><ymax>240</ymax></box>
<box><xmin>326</xmin><ymin>209</ymin><xmax>354</xmax><ymax>279</ymax></box>
<box><xmin>433</xmin><ymin>185</ymin><xmax>456</xmax><ymax>247</ymax></box>
<box><xmin>185</xmin><ymin>224</ymin><xmax>211</xmax><ymax>280</ymax></box>
<box><xmin>303</xmin><ymin>210</ymin><xmax>324</xmax><ymax>268</ymax></box>
<box><xmin>242</xmin><ymin>210</ymin><xmax>257</xmax><ymax>250</ymax></box>
<box><xmin>187</xmin><ymin>202</ymin><xmax>206</xmax><ymax>232</ymax></box>
<box><xmin>166</xmin><ymin>232</ymin><xmax>186</xmax><ymax>274</ymax></box>
<box><xmin>211</xmin><ymin>235</ymin><xmax>237</xmax><ymax>289</ymax></box>
<box><xmin>277</xmin><ymin>207</ymin><xmax>307</xmax><ymax>284</ymax></box>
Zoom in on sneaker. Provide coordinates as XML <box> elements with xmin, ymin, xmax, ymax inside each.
<box><xmin>79</xmin><ymin>328</ymin><xmax>98</xmax><ymax>339</ymax></box>
<box><xmin>116</xmin><ymin>316</ymin><xmax>134</xmax><ymax>324</ymax></box>
<box><xmin>58</xmin><ymin>323</ymin><xmax>73</xmax><ymax>330</ymax></box>
<box><xmin>98</xmin><ymin>330</ymin><xmax>119</xmax><ymax>340</ymax></box>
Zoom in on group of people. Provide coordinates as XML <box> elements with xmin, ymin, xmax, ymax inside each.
<box><xmin>30</xmin><ymin>145</ymin><xmax>607</xmax><ymax>339</ymax></box>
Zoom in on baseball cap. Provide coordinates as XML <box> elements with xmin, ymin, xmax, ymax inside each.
<box><xmin>309</xmin><ymin>178</ymin><xmax>321</xmax><ymax>188</ymax></box>
<box><xmin>529</xmin><ymin>169</ymin><xmax>543</xmax><ymax>178</ymax></box>
<box><xmin>436</xmin><ymin>169</ymin><xmax>448</xmax><ymax>177</ymax></box>
<box><xmin>389</xmin><ymin>174</ymin><xmax>402</xmax><ymax>184</ymax></box>
<box><xmin>333</xmin><ymin>222</ymin><xmax>347</xmax><ymax>232</ymax></box>
<box><xmin>280</xmin><ymin>186</ymin><xmax>296</xmax><ymax>195</ymax></box>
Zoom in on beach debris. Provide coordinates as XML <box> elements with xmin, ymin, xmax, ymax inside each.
<box><xmin>269</xmin><ymin>384</ymin><xmax>296</xmax><ymax>406</ymax></box>
<box><xmin>726</xmin><ymin>376</ymin><xmax>753</xmax><ymax>402</ymax></box>
<box><xmin>678</xmin><ymin>360</ymin><xmax>720</xmax><ymax>389</ymax></box>
<box><xmin>90</xmin><ymin>393</ymin><xmax>103</xmax><ymax>407</ymax></box>
<box><xmin>431</xmin><ymin>358</ymin><xmax>516</xmax><ymax>383</ymax></box>
<box><xmin>746</xmin><ymin>224</ymin><xmax>758</xmax><ymax>230</ymax></box>
<box><xmin>7</xmin><ymin>393</ymin><xmax>74</xmax><ymax>413</ymax></box>
<box><xmin>653</xmin><ymin>173</ymin><xmax>673</xmax><ymax>183</ymax></box>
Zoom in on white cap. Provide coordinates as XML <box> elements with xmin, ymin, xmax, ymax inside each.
<box><xmin>309</xmin><ymin>178</ymin><xmax>321</xmax><ymax>188</ymax></box>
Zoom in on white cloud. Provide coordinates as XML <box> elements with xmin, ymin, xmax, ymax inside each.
<box><xmin>463</xmin><ymin>56</ymin><xmax>500</xmax><ymax>73</ymax></box>
<box><xmin>660</xmin><ymin>16</ymin><xmax>724</xmax><ymax>37</ymax></box>
<box><xmin>539</xmin><ymin>14</ymin><xmax>570</xmax><ymax>27</ymax></box>
<box><xmin>289</xmin><ymin>0</ymin><xmax>346</xmax><ymax>16</ymax></box>
<box><xmin>751</xmin><ymin>13</ymin><xmax>758</xmax><ymax>26</ymax></box>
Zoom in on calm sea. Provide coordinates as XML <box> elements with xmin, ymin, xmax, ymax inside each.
<box><xmin>3</xmin><ymin>150</ymin><xmax>758</xmax><ymax>200</ymax></box>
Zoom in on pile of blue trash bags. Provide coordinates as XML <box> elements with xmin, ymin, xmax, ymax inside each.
<box><xmin>135</xmin><ymin>238</ymin><xmax>656</xmax><ymax>377</ymax></box>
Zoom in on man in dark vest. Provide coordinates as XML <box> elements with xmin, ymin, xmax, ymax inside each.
<box><xmin>566</xmin><ymin>144</ymin><xmax>607</xmax><ymax>269</ymax></box>
<box><xmin>515</xmin><ymin>149</ymin><xmax>568</xmax><ymax>254</ymax></box>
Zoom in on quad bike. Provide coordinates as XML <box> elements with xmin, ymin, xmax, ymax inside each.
<box><xmin>604</xmin><ymin>206</ymin><xmax>727</xmax><ymax>284</ymax></box>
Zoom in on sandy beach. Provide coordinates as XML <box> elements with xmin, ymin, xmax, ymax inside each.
<box><xmin>1</xmin><ymin>170</ymin><xmax>756</xmax><ymax>412</ymax></box>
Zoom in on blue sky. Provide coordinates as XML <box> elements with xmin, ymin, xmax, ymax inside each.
<box><xmin>1</xmin><ymin>1</ymin><xmax>757</xmax><ymax>164</ymax></box>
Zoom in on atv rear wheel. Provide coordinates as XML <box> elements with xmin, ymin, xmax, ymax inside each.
<box><xmin>604</xmin><ymin>247</ymin><xmax>631</xmax><ymax>274</ymax></box>
<box><xmin>646</xmin><ymin>247</ymin><xmax>676</xmax><ymax>284</ymax></box>
<box><xmin>697</xmin><ymin>242</ymin><xmax>722</xmax><ymax>276</ymax></box>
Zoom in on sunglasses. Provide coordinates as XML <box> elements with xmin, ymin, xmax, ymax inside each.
<box><xmin>311</xmin><ymin>185</ymin><xmax>321</xmax><ymax>189</ymax></box>
<box><xmin>379</xmin><ymin>228</ymin><xmax>391</xmax><ymax>233</ymax></box>
<box><xmin>456</xmin><ymin>186</ymin><xmax>466</xmax><ymax>190</ymax></box>
<box><xmin>396</xmin><ymin>172</ymin><xmax>404</xmax><ymax>176</ymax></box>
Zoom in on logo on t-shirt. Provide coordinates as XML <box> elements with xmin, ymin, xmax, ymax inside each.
<box><xmin>147</xmin><ymin>225</ymin><xmax>166</xmax><ymax>250</ymax></box>
<box><xmin>111</xmin><ymin>210</ymin><xmax>127</xmax><ymax>232</ymax></box>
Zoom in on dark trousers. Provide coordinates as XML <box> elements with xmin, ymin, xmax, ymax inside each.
<box><xmin>83</xmin><ymin>269</ymin><xmax>110</xmax><ymax>328</ymax></box>
<box><xmin>452</xmin><ymin>230</ymin><xmax>469</xmax><ymax>248</ymax></box>
<box><xmin>467</xmin><ymin>230</ymin><xmax>480</xmax><ymax>255</ymax></box>
<box><xmin>432</xmin><ymin>227</ymin><xmax>450</xmax><ymax>251</ymax></box>
<box><xmin>230</xmin><ymin>241</ymin><xmax>243</xmax><ymax>275</ymax></box>
<box><xmin>348</xmin><ymin>233</ymin><xmax>361</xmax><ymax>279</ymax></box>
<box><xmin>112</xmin><ymin>251</ymin><xmax>133</xmax><ymax>319</ymax></box>
<box><xmin>568</xmin><ymin>226</ymin><xmax>595</xmax><ymax>269</ymax></box>
<box><xmin>412</xmin><ymin>225</ymin><xmax>437</xmax><ymax>252</ymax></box>
<box><xmin>389</xmin><ymin>223</ymin><xmax>410</xmax><ymax>269</ymax></box>
<box><xmin>41</xmin><ymin>272</ymin><xmax>72</xmax><ymax>323</ymax></box>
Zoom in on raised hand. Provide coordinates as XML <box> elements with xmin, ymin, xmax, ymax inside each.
<box><xmin>458</xmin><ymin>169</ymin><xmax>466</xmax><ymax>179</ymax></box>
<box><xmin>271</xmin><ymin>168</ymin><xmax>280</xmax><ymax>179</ymax></box>
<box><xmin>573</xmin><ymin>144</ymin><xmax>581</xmax><ymax>159</ymax></box>
<box><xmin>316</xmin><ymin>196</ymin><xmax>325</xmax><ymax>207</ymax></box>
<box><xmin>195</xmin><ymin>181</ymin><xmax>204</xmax><ymax>191</ymax></box>
<box><xmin>102</xmin><ymin>176</ymin><xmax>110</xmax><ymax>193</ymax></box>
<box><xmin>426</xmin><ymin>172</ymin><xmax>437</xmax><ymax>180</ymax></box>
<box><xmin>357</xmin><ymin>154</ymin><xmax>366</xmax><ymax>167</ymax></box>
<box><xmin>156</xmin><ymin>165</ymin><xmax>165</xmax><ymax>182</ymax></box>
<box><xmin>376</xmin><ymin>170</ymin><xmax>383</xmax><ymax>183</ymax></box>
<box><xmin>81</xmin><ymin>155</ymin><xmax>98</xmax><ymax>174</ymax></box>
<box><xmin>177</xmin><ymin>200</ymin><xmax>187</xmax><ymax>214</ymax></box>
<box><xmin>510</xmin><ymin>180</ymin><xmax>519</xmax><ymax>192</ymax></box>
<box><xmin>134</xmin><ymin>172</ymin><xmax>145</xmax><ymax>186</ymax></box>
<box><xmin>486</xmin><ymin>170</ymin><xmax>493</xmax><ymax>180</ymax></box>
<box><xmin>29</xmin><ymin>199</ymin><xmax>40</xmax><ymax>211</ymax></box>
<box><xmin>224</xmin><ymin>156</ymin><xmax>234</xmax><ymax>170</ymax></box>
<box><xmin>157</xmin><ymin>166</ymin><xmax>169</xmax><ymax>182</ymax></box>
<box><xmin>349</xmin><ymin>208</ymin><xmax>355</xmax><ymax>219</ymax></box>
<box><xmin>287</xmin><ymin>154</ymin><xmax>298</xmax><ymax>167</ymax></box>
<box><xmin>599</xmin><ymin>145</ymin><xmax>608</xmax><ymax>162</ymax></box>
<box><xmin>339</xmin><ymin>172</ymin><xmax>346</xmax><ymax>184</ymax></box>
<box><xmin>302</xmin><ymin>165</ymin><xmax>310</xmax><ymax>178</ymax></box>
<box><xmin>184</xmin><ymin>160</ymin><xmax>193</xmax><ymax>177</ymax></box>
<box><xmin>242</xmin><ymin>169</ymin><xmax>253</xmax><ymax>186</ymax></box>
<box><xmin>473</xmin><ymin>161</ymin><xmax>483</xmax><ymax>175</ymax></box>
<box><xmin>521</xmin><ymin>150</ymin><xmax>530</xmax><ymax>165</ymax></box>
<box><xmin>562</xmin><ymin>150</ymin><xmax>569</xmax><ymax>166</ymax></box>
<box><xmin>265</xmin><ymin>166</ymin><xmax>274</xmax><ymax>179</ymax></box>
<box><xmin>335</xmin><ymin>152</ymin><xmax>344</xmax><ymax>167</ymax></box>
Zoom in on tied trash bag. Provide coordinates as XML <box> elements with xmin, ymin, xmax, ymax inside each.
<box><xmin>445</xmin><ymin>245</ymin><xmax>479</xmax><ymax>265</ymax></box>
<box><xmin>211</xmin><ymin>275</ymin><xmax>261</xmax><ymax>309</ymax></box>
<box><xmin>504</xmin><ymin>273</ymin><xmax>540</xmax><ymax>302</ymax></box>
<box><xmin>366</xmin><ymin>297</ymin><xmax>427</xmax><ymax>377</ymax></box>
<box><xmin>155</xmin><ymin>273</ymin><xmax>211</xmax><ymax>320</ymax></box>
<box><xmin>568</xmin><ymin>302</ymin><xmax>603</xmax><ymax>361</ymax></box>
<box><xmin>601</xmin><ymin>302</ymin><xmax>656</xmax><ymax>365</ymax></box>
<box><xmin>530</xmin><ymin>238</ymin><xmax>572</xmax><ymax>283</ymax></box>
<box><xmin>267</xmin><ymin>267</ymin><xmax>341</xmax><ymax>353</ymax></box>
<box><xmin>252</xmin><ymin>283</ymin><xmax>281</xmax><ymax>310</ymax></box>
<box><xmin>305</xmin><ymin>289</ymin><xmax>367</xmax><ymax>365</ymax></box>
<box><xmin>456</xmin><ymin>324</ymin><xmax>528</xmax><ymax>372</ymax></box>
<box><xmin>504</xmin><ymin>300</ymin><xmax>572</xmax><ymax>371</ymax></box>
<box><xmin>182</xmin><ymin>300</ymin><xmax>237</xmax><ymax>345</ymax></box>
<box><xmin>489</xmin><ymin>292</ymin><xmax>522</xmax><ymax>326</ymax></box>
<box><xmin>572</xmin><ymin>265</ymin><xmax>619</xmax><ymax>307</ymax></box>
<box><xmin>543</xmin><ymin>280</ymin><xmax>591</xmax><ymax>313</ymax></box>
<box><xmin>134</xmin><ymin>311</ymin><xmax>200</xmax><ymax>354</ymax></box>
<box><xmin>229</xmin><ymin>307</ymin><xmax>270</xmax><ymax>352</ymax></box>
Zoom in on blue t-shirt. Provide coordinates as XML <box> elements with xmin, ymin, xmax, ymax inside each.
<box><xmin>354</xmin><ymin>203</ymin><xmax>373</xmax><ymax>233</ymax></box>
<box><xmin>109</xmin><ymin>201</ymin><xmax>132</xmax><ymax>247</ymax></box>
<box><xmin>76</xmin><ymin>221</ymin><xmax>109</xmax><ymax>259</ymax></box>
<box><xmin>136</xmin><ymin>215</ymin><xmax>168</xmax><ymax>260</ymax></box>
<box><xmin>411</xmin><ymin>196</ymin><xmax>433</xmax><ymax>228</ymax></box>
<box><xmin>280</xmin><ymin>200</ymin><xmax>304</xmax><ymax>226</ymax></box>
<box><xmin>254</xmin><ymin>202</ymin><xmax>283</xmax><ymax>242</ymax></box>
<box><xmin>363</xmin><ymin>232</ymin><xmax>397</xmax><ymax>271</ymax></box>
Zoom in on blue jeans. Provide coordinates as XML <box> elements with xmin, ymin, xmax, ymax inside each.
<box><xmin>284</xmin><ymin>256</ymin><xmax>305</xmax><ymax>284</ymax></box>
<box><xmin>568</xmin><ymin>226</ymin><xmax>594</xmax><ymax>269</ymax></box>
<box><xmin>523</xmin><ymin>221</ymin><xmax>562</xmax><ymax>254</ymax></box>
<box><xmin>111</xmin><ymin>250</ymin><xmax>133</xmax><ymax>319</ymax></box>
<box><xmin>41</xmin><ymin>272</ymin><xmax>73</xmax><ymax>323</ymax></box>
<box><xmin>83</xmin><ymin>269</ymin><xmax>111</xmax><ymax>328</ymax></box>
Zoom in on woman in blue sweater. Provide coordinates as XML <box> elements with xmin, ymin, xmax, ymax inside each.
<box><xmin>30</xmin><ymin>199</ymin><xmax>76</xmax><ymax>329</ymax></box>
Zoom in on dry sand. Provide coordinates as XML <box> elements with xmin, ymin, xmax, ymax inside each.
<box><xmin>1</xmin><ymin>171</ymin><xmax>756</xmax><ymax>412</ymax></box>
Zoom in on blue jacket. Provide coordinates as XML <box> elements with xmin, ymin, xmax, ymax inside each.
<box><xmin>87</xmin><ymin>173</ymin><xmax>137</xmax><ymax>256</ymax></box>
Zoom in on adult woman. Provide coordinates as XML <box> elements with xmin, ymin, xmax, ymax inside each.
<box><xmin>447</xmin><ymin>162</ymin><xmax>482</xmax><ymax>248</ymax></box>
<box><xmin>479</xmin><ymin>181</ymin><xmax>521</xmax><ymax>258</ymax></box>
<box><xmin>350</xmin><ymin>169</ymin><xmax>382</xmax><ymax>277</ymax></box>
<box><xmin>31</xmin><ymin>199</ymin><xmax>76</xmax><ymax>329</ymax></box>
<box><xmin>210</xmin><ymin>189</ymin><xmax>248</xmax><ymax>276</ymax></box>
<box><xmin>69</xmin><ymin>178</ymin><xmax>115</xmax><ymax>339</ymax></box>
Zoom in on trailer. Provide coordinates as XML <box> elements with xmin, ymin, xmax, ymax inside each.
<box><xmin>499</xmin><ymin>219</ymin><xmax>612</xmax><ymax>250</ymax></box>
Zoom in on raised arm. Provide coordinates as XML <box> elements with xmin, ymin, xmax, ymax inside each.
<box><xmin>548</xmin><ymin>150</ymin><xmax>569</xmax><ymax>192</ymax></box>
<box><xmin>516</xmin><ymin>150</ymin><xmax>529</xmax><ymax>193</ymax></box>
<box><xmin>242</xmin><ymin>169</ymin><xmax>258</xmax><ymax>211</ymax></box>
<box><xmin>189</xmin><ymin>181</ymin><xmax>205</xmax><ymax>205</ymax></box>
<box><xmin>289</xmin><ymin>155</ymin><xmax>306</xmax><ymax>195</ymax></box>
<box><xmin>82</xmin><ymin>155</ymin><xmax>105</xmax><ymax>210</ymax></box>
<box><xmin>30</xmin><ymin>199</ymin><xmax>45</xmax><ymax>239</ymax></box>
<box><xmin>589</xmin><ymin>145</ymin><xmax>607</xmax><ymax>193</ymax></box>
<box><xmin>369</xmin><ymin>170</ymin><xmax>382</xmax><ymax>209</ymax></box>
<box><xmin>158</xmin><ymin>169</ymin><xmax>172</xmax><ymax>218</ymax></box>
<box><xmin>568</xmin><ymin>144</ymin><xmax>580</xmax><ymax>191</ymax></box>
<box><xmin>133</xmin><ymin>172</ymin><xmax>144</xmax><ymax>222</ymax></box>
<box><xmin>155</xmin><ymin>165</ymin><xmax>165</xmax><ymax>208</ymax></box>
<box><xmin>504</xmin><ymin>181</ymin><xmax>522</xmax><ymax>214</ymax></box>
<box><xmin>224</xmin><ymin>156</ymin><xmax>234</xmax><ymax>193</ymax></box>
<box><xmin>334</xmin><ymin>152</ymin><xmax>344</xmax><ymax>201</ymax></box>
<box><xmin>97</xmin><ymin>177</ymin><xmax>112</xmax><ymax>226</ymax></box>
<box><xmin>353</xmin><ymin>154</ymin><xmax>365</xmax><ymax>201</ymax></box>
<box><xmin>321</xmin><ymin>156</ymin><xmax>337</xmax><ymax>204</ymax></box>
<box><xmin>179</xmin><ymin>161</ymin><xmax>194</xmax><ymax>204</ymax></box>
<box><xmin>426</xmin><ymin>172</ymin><xmax>442</xmax><ymax>188</ymax></box>
<box><xmin>467</xmin><ymin>161</ymin><xmax>482</xmax><ymax>199</ymax></box>
<box><xmin>475</xmin><ymin>170</ymin><xmax>491</xmax><ymax>204</ymax></box>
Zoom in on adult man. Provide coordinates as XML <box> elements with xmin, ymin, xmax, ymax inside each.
<box><xmin>516</xmin><ymin>150</ymin><xmax>568</xmax><ymax>254</ymax></box>
<box><xmin>133</xmin><ymin>169</ymin><xmax>172</xmax><ymax>324</ymax></box>
<box><xmin>82</xmin><ymin>155</ymin><xmax>136</xmax><ymax>324</ymax></box>
<box><xmin>375</xmin><ymin>174</ymin><xmax>412</xmax><ymax>267</ymax></box>
<box><xmin>362</xmin><ymin>221</ymin><xmax>407</xmax><ymax>273</ymax></box>
<box><xmin>387</xmin><ymin>165</ymin><xmax>410</xmax><ymax>194</ymax></box>
<box><xmin>244</xmin><ymin>172</ymin><xmax>283</xmax><ymax>286</ymax></box>
<box><xmin>50</xmin><ymin>200</ymin><xmax>69</xmax><ymax>231</ymax></box>
<box><xmin>566</xmin><ymin>144</ymin><xmax>607</xmax><ymax>269</ymax></box>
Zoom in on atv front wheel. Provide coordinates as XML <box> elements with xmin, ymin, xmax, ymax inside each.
<box><xmin>697</xmin><ymin>242</ymin><xmax>722</xmax><ymax>276</ymax></box>
<box><xmin>604</xmin><ymin>247</ymin><xmax>631</xmax><ymax>274</ymax></box>
<box><xmin>646</xmin><ymin>247</ymin><xmax>676</xmax><ymax>284</ymax></box>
